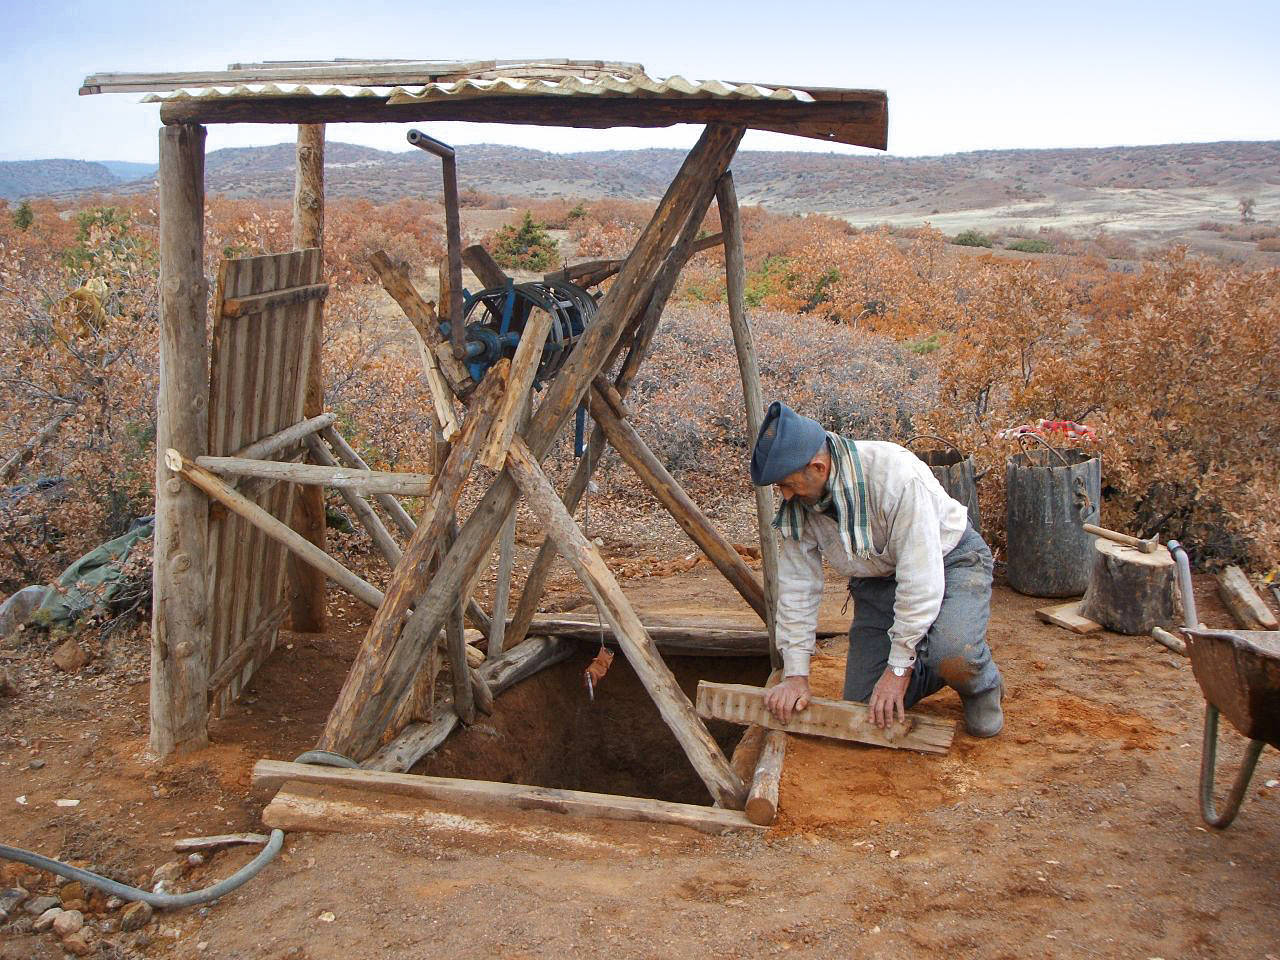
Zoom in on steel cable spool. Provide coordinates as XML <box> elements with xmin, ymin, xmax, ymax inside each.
<box><xmin>458</xmin><ymin>279</ymin><xmax>599</xmax><ymax>386</ymax></box>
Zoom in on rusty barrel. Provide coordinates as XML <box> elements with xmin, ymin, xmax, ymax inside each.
<box><xmin>1005</xmin><ymin>447</ymin><xmax>1101</xmax><ymax>597</ymax></box>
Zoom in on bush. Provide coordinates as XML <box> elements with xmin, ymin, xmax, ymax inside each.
<box><xmin>952</xmin><ymin>229</ymin><xmax>993</xmax><ymax>248</ymax></box>
<box><xmin>488</xmin><ymin>211</ymin><xmax>560</xmax><ymax>272</ymax></box>
<box><xmin>1005</xmin><ymin>237</ymin><xmax>1052</xmax><ymax>254</ymax></box>
<box><xmin>1258</xmin><ymin>238</ymin><xmax>1280</xmax><ymax>252</ymax></box>
<box><xmin>12</xmin><ymin>201</ymin><xmax>33</xmax><ymax>231</ymax></box>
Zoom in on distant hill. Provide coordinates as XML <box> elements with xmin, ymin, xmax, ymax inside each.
<box><xmin>101</xmin><ymin>161</ymin><xmax>157</xmax><ymax>181</ymax></box>
<box><xmin>6</xmin><ymin>140</ymin><xmax>1279</xmax><ymax>242</ymax></box>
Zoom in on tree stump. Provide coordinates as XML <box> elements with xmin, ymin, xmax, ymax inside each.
<box><xmin>1079</xmin><ymin>539</ymin><xmax>1178</xmax><ymax>635</ymax></box>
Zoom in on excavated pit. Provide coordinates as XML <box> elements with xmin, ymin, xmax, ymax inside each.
<box><xmin>416</xmin><ymin>648</ymin><xmax>771</xmax><ymax>805</ymax></box>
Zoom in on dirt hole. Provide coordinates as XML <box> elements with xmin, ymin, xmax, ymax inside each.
<box><xmin>416</xmin><ymin>650</ymin><xmax>771</xmax><ymax>805</ymax></box>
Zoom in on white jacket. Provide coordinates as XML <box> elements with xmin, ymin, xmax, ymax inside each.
<box><xmin>775</xmin><ymin>440</ymin><xmax>970</xmax><ymax>676</ymax></box>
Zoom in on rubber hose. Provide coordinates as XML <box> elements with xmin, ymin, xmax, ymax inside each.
<box><xmin>0</xmin><ymin>750</ymin><xmax>358</xmax><ymax>909</ymax></box>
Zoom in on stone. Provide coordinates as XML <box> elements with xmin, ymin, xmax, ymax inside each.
<box><xmin>119</xmin><ymin>900</ymin><xmax>152</xmax><ymax>932</ymax></box>
<box><xmin>25</xmin><ymin>895</ymin><xmax>59</xmax><ymax>915</ymax></box>
<box><xmin>61</xmin><ymin>929</ymin><xmax>94</xmax><ymax>956</ymax></box>
<box><xmin>27</xmin><ymin>758</ymin><xmax>45</xmax><ymax>769</ymax></box>
<box><xmin>104</xmin><ymin>896</ymin><xmax>123</xmax><ymax>912</ymax></box>
<box><xmin>58</xmin><ymin>881</ymin><xmax>84</xmax><ymax>905</ymax></box>
<box><xmin>187</xmin><ymin>853</ymin><xmax>205</xmax><ymax>867</ymax></box>
<box><xmin>52</xmin><ymin>908</ymin><xmax>84</xmax><ymax>936</ymax></box>
<box><xmin>0</xmin><ymin>585</ymin><xmax>47</xmax><ymax>638</ymax></box>
<box><xmin>33</xmin><ymin>907</ymin><xmax>63</xmax><ymax>931</ymax></box>
<box><xmin>60</xmin><ymin>899</ymin><xmax>87</xmax><ymax>912</ymax></box>
<box><xmin>152</xmin><ymin>860</ymin><xmax>185</xmax><ymax>883</ymax></box>
<box><xmin>51</xmin><ymin>637</ymin><xmax>90</xmax><ymax>673</ymax></box>
<box><xmin>0</xmin><ymin>886</ymin><xmax>27</xmax><ymax>919</ymax></box>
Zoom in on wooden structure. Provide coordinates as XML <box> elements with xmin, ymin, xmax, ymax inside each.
<box><xmin>85</xmin><ymin>59</ymin><xmax>889</xmax><ymax>825</ymax></box>
<box><xmin>1079</xmin><ymin>538</ymin><xmax>1178</xmax><ymax>636</ymax></box>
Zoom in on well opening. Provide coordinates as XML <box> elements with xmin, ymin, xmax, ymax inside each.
<box><xmin>417</xmin><ymin>650</ymin><xmax>771</xmax><ymax>805</ymax></box>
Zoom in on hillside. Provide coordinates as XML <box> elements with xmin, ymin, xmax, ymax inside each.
<box><xmin>6</xmin><ymin>140</ymin><xmax>1279</xmax><ymax>242</ymax></box>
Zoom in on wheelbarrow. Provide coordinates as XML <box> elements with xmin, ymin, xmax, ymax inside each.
<box><xmin>1169</xmin><ymin>541</ymin><xmax>1280</xmax><ymax>828</ymax></box>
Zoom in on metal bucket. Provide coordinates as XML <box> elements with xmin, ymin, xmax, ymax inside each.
<box><xmin>1005</xmin><ymin>440</ymin><xmax>1101</xmax><ymax>597</ymax></box>
<box><xmin>907</xmin><ymin>435</ymin><xmax>981</xmax><ymax>533</ymax></box>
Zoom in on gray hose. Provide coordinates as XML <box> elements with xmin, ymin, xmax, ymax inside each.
<box><xmin>0</xmin><ymin>749</ymin><xmax>358</xmax><ymax>909</ymax></box>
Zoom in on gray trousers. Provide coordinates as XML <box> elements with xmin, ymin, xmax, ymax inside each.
<box><xmin>843</xmin><ymin>525</ymin><xmax>1002</xmax><ymax>707</ymax></box>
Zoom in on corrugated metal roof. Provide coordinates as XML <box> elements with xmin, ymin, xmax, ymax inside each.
<box><xmin>141</xmin><ymin>74</ymin><xmax>816</xmax><ymax>105</ymax></box>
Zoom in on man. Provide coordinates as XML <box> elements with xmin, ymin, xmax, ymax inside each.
<box><xmin>751</xmin><ymin>402</ymin><xmax>1004</xmax><ymax>736</ymax></box>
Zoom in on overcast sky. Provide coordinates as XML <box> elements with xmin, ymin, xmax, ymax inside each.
<box><xmin>1</xmin><ymin>0</ymin><xmax>1276</xmax><ymax>162</ymax></box>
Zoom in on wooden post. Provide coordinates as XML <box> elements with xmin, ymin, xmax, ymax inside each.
<box><xmin>287</xmin><ymin>122</ymin><xmax>327</xmax><ymax>632</ymax></box>
<box><xmin>505</xmin><ymin>438</ymin><xmax>747</xmax><ymax>809</ymax></box>
<box><xmin>488</xmin><ymin>514</ymin><xmax>516</xmax><ymax>659</ymax></box>
<box><xmin>586</xmin><ymin>383</ymin><xmax>767</xmax><ymax>620</ymax></box>
<box><xmin>150</xmin><ymin>122</ymin><xmax>211</xmax><ymax>757</ymax></box>
<box><xmin>320</xmin><ymin>125</ymin><xmax>745</xmax><ymax>760</ymax></box>
<box><xmin>717</xmin><ymin>172</ymin><xmax>781</xmax><ymax>671</ymax></box>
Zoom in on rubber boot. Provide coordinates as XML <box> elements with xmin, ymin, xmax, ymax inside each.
<box><xmin>962</xmin><ymin>681</ymin><xmax>1004</xmax><ymax>738</ymax></box>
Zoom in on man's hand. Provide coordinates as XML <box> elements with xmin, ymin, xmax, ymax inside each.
<box><xmin>764</xmin><ymin>675</ymin><xmax>811</xmax><ymax>724</ymax></box>
<box><xmin>868</xmin><ymin>667</ymin><xmax>912</xmax><ymax>728</ymax></box>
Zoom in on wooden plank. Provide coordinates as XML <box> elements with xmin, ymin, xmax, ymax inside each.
<box><xmin>222</xmin><ymin>282</ymin><xmax>328</xmax><ymax>318</ymax></box>
<box><xmin>194</xmin><ymin>454</ymin><xmax>432</xmax><ymax>496</ymax></box>
<box><xmin>718</xmin><ymin>172</ymin><xmax>780</xmax><ymax>671</ymax></box>
<box><xmin>523</xmin><ymin>615</ymin><xmax>844</xmax><ymax>646</ymax></box>
<box><xmin>206</xmin><ymin>599</ymin><xmax>289</xmax><ymax>699</ymax></box>
<box><xmin>173</xmin><ymin>833</ymin><xmax>270</xmax><ymax>852</ymax></box>
<box><xmin>746</xmin><ymin>729</ymin><xmax>786</xmax><ymax>826</ymax></box>
<box><xmin>586</xmin><ymin>383</ymin><xmax>767</xmax><ymax>621</ymax></box>
<box><xmin>462</xmin><ymin>244</ymin><xmax>510</xmax><ymax>290</ymax></box>
<box><xmin>150</xmin><ymin>122</ymin><xmax>211</xmax><ymax>757</ymax></box>
<box><xmin>167</xmin><ymin>450</ymin><xmax>385</xmax><ymax>609</ymax></box>
<box><xmin>253</xmin><ymin>762</ymin><xmax>765</xmax><ymax>835</ymax></box>
<box><xmin>1035</xmin><ymin>600</ymin><xmax>1103</xmax><ymax>635</ymax></box>
<box><xmin>362</xmin><ymin>711</ymin><xmax>459</xmax><ymax>772</ymax></box>
<box><xmin>696</xmin><ymin>681</ymin><xmax>955</xmax><ymax>755</ymax></box>
<box><xmin>504</xmin><ymin>437</ymin><xmax>747</xmax><ymax>808</ymax></box>
<box><xmin>157</xmin><ymin>96</ymin><xmax>888</xmax><ymax>151</ymax></box>
<box><xmin>321</xmin><ymin>125</ymin><xmax>744</xmax><ymax>762</ymax></box>
<box><xmin>479</xmin><ymin>307</ymin><xmax>553</xmax><ymax>470</ymax></box>
<box><xmin>1217</xmin><ymin>565</ymin><xmax>1279</xmax><ymax>630</ymax></box>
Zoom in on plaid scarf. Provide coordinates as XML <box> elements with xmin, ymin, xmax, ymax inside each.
<box><xmin>773</xmin><ymin>432</ymin><xmax>873</xmax><ymax>559</ymax></box>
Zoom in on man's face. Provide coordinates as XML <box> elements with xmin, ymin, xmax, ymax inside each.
<box><xmin>775</xmin><ymin>459</ymin><xmax>828</xmax><ymax>505</ymax></box>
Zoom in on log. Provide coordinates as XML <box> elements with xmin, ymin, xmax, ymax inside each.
<box><xmin>233</xmin><ymin>413</ymin><xmax>336</xmax><ymax>462</ymax></box>
<box><xmin>150</xmin><ymin>122</ymin><xmax>211</xmax><ymax>757</ymax></box>
<box><xmin>479</xmin><ymin>635</ymin><xmax>576</xmax><ymax>694</ymax></box>
<box><xmin>549</xmin><ymin>232</ymin><xmax>725</xmax><ymax>288</ymax></box>
<box><xmin>746</xmin><ymin>729</ymin><xmax>786</xmax><ymax>826</ymax></box>
<box><xmin>717</xmin><ymin>172</ymin><xmax>780</xmax><ymax>670</ymax></box>
<box><xmin>221</xmin><ymin>282</ymin><xmax>328</xmax><ymax>318</ymax></box>
<box><xmin>173</xmin><ymin>833</ymin><xmax>270</xmax><ymax>852</ymax></box>
<box><xmin>193</xmin><ymin>454</ymin><xmax>433</xmax><ymax>497</ymax></box>
<box><xmin>696</xmin><ymin>681</ymin><xmax>955</xmax><ymax>754</ymax></box>
<box><xmin>488</xmin><ymin>514</ymin><xmax>516</xmax><ymax>657</ymax></box>
<box><xmin>444</xmin><ymin>519</ymin><xmax>475</xmax><ymax>726</ymax></box>
<box><xmin>0</xmin><ymin>411</ymin><xmax>71</xmax><ymax>483</ymax></box>
<box><xmin>166</xmin><ymin>450</ymin><xmax>385</xmax><ymax>609</ymax></box>
<box><xmin>462</xmin><ymin>244</ymin><xmax>510</xmax><ymax>290</ymax></box>
<box><xmin>726</xmin><ymin>670</ymin><xmax>780</xmax><ymax>789</ymax></box>
<box><xmin>1151</xmin><ymin>626</ymin><xmax>1188</xmax><ymax>657</ymax></box>
<box><xmin>320</xmin><ymin>125</ymin><xmax>745</xmax><ymax>761</ymax></box>
<box><xmin>503</xmin><ymin>160</ymin><xmax>730</xmax><ymax>651</ymax></box>
<box><xmin>479</xmin><ymin>307</ymin><xmax>552</xmax><ymax>470</ymax></box>
<box><xmin>304</xmin><ymin>434</ymin><xmax>402</xmax><ymax>567</ymax></box>
<box><xmin>287</xmin><ymin>122</ymin><xmax>327</xmax><ymax>634</ymax></box>
<box><xmin>586</xmin><ymin>383</ymin><xmax>767</xmax><ymax>621</ymax></box>
<box><xmin>320</xmin><ymin>425</ymin><xmax>418</xmax><ymax>536</ymax></box>
<box><xmin>1079</xmin><ymin>539</ymin><xmax>1178</xmax><ymax>635</ymax></box>
<box><xmin>520</xmin><ymin>616</ymin><xmax>849</xmax><ymax>651</ymax></box>
<box><xmin>256</xmin><ymin>767</ymin><xmax>764</xmax><ymax>835</ymax></box>
<box><xmin>316</xmin><ymin>362</ymin><xmax>510</xmax><ymax>753</ymax></box>
<box><xmin>1216</xmin><ymin>565</ymin><xmax>1279</xmax><ymax>630</ymax></box>
<box><xmin>505</xmin><ymin>437</ymin><xmax>747</xmax><ymax>808</ymax></box>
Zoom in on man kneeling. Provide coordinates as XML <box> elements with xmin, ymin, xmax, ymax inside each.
<box><xmin>752</xmin><ymin>402</ymin><xmax>1004</xmax><ymax>736</ymax></box>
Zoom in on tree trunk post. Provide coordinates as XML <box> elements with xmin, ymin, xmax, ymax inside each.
<box><xmin>717</xmin><ymin>172</ymin><xmax>780</xmax><ymax>670</ymax></box>
<box><xmin>287</xmin><ymin>122</ymin><xmax>328</xmax><ymax>632</ymax></box>
<box><xmin>150</xmin><ymin>122</ymin><xmax>212</xmax><ymax>757</ymax></box>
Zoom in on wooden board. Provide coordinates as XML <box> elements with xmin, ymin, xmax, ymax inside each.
<box><xmin>253</xmin><ymin>762</ymin><xmax>764</xmax><ymax>835</ymax></box>
<box><xmin>695</xmin><ymin>681</ymin><xmax>955</xmax><ymax>755</ymax></box>
<box><xmin>205</xmin><ymin>249</ymin><xmax>322</xmax><ymax>711</ymax></box>
<box><xmin>1035</xmin><ymin>600</ymin><xmax>1103</xmax><ymax>635</ymax></box>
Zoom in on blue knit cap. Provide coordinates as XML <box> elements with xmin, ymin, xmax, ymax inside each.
<box><xmin>750</xmin><ymin>402</ymin><xmax>827</xmax><ymax>486</ymax></box>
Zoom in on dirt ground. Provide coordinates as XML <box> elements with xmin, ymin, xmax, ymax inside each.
<box><xmin>2</xmin><ymin>540</ymin><xmax>1279</xmax><ymax>959</ymax></box>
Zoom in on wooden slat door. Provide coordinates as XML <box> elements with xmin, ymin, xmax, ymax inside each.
<box><xmin>206</xmin><ymin>249</ymin><xmax>323</xmax><ymax>711</ymax></box>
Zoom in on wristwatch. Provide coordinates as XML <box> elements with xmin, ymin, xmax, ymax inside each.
<box><xmin>891</xmin><ymin>665</ymin><xmax>910</xmax><ymax>678</ymax></box>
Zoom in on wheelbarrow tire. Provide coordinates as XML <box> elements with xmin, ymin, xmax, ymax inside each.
<box><xmin>1199</xmin><ymin>703</ymin><xmax>1267</xmax><ymax>829</ymax></box>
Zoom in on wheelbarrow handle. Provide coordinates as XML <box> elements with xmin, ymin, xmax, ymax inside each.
<box><xmin>1168</xmin><ymin>540</ymin><xmax>1199</xmax><ymax>630</ymax></box>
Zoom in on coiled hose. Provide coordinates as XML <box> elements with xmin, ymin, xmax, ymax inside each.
<box><xmin>0</xmin><ymin>749</ymin><xmax>356</xmax><ymax>909</ymax></box>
